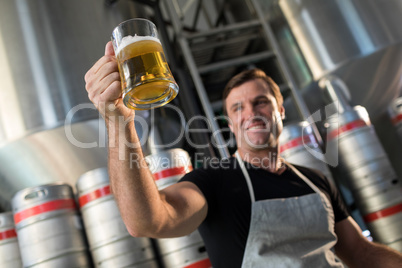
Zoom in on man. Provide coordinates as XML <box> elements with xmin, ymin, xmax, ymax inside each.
<box><xmin>85</xmin><ymin>41</ymin><xmax>402</xmax><ymax>267</ymax></box>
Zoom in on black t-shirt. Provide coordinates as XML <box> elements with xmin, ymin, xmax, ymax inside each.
<box><xmin>179</xmin><ymin>157</ymin><xmax>349</xmax><ymax>268</ymax></box>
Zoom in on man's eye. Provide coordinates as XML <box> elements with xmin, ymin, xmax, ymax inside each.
<box><xmin>234</xmin><ymin>106</ymin><xmax>242</xmax><ymax>111</ymax></box>
<box><xmin>256</xmin><ymin>100</ymin><xmax>268</xmax><ymax>105</ymax></box>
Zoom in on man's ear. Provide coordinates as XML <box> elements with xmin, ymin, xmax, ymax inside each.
<box><xmin>228</xmin><ymin>123</ymin><xmax>234</xmax><ymax>133</ymax></box>
<box><xmin>280</xmin><ymin>106</ymin><xmax>285</xmax><ymax>120</ymax></box>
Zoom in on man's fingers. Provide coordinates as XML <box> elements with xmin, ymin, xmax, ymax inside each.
<box><xmin>87</xmin><ymin>67</ymin><xmax>120</xmax><ymax>99</ymax></box>
<box><xmin>84</xmin><ymin>42</ymin><xmax>134</xmax><ymax>120</ymax></box>
<box><xmin>105</xmin><ymin>41</ymin><xmax>115</xmax><ymax>56</ymax></box>
<box><xmin>85</xmin><ymin>56</ymin><xmax>118</xmax><ymax>93</ymax></box>
<box><xmin>94</xmin><ymin>55</ymin><xmax>116</xmax><ymax>76</ymax></box>
<box><xmin>99</xmin><ymin>71</ymin><xmax>121</xmax><ymax>95</ymax></box>
<box><xmin>100</xmin><ymin>79</ymin><xmax>122</xmax><ymax>103</ymax></box>
<box><xmin>85</xmin><ymin>56</ymin><xmax>112</xmax><ymax>84</ymax></box>
<box><xmin>85</xmin><ymin>42</ymin><xmax>117</xmax><ymax>87</ymax></box>
<box><xmin>86</xmin><ymin>60</ymin><xmax>120</xmax><ymax>104</ymax></box>
<box><xmin>96</xmin><ymin>60</ymin><xmax>119</xmax><ymax>84</ymax></box>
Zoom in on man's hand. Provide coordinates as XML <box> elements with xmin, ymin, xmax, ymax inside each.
<box><xmin>84</xmin><ymin>41</ymin><xmax>134</xmax><ymax>122</ymax></box>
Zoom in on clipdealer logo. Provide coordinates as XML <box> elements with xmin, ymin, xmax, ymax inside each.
<box><xmin>302</xmin><ymin>101</ymin><xmax>339</xmax><ymax>167</ymax></box>
<box><xmin>64</xmin><ymin>101</ymin><xmax>339</xmax><ymax>166</ymax></box>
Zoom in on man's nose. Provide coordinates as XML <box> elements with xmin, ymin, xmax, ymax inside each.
<box><xmin>244</xmin><ymin>105</ymin><xmax>258</xmax><ymax>120</ymax></box>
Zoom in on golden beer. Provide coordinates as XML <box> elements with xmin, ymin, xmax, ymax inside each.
<box><xmin>116</xmin><ymin>36</ymin><xmax>178</xmax><ymax>110</ymax></box>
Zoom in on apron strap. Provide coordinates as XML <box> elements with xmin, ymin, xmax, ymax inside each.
<box><xmin>285</xmin><ymin>161</ymin><xmax>322</xmax><ymax>195</ymax></box>
<box><xmin>235</xmin><ymin>152</ymin><xmax>323</xmax><ymax>203</ymax></box>
<box><xmin>235</xmin><ymin>151</ymin><xmax>256</xmax><ymax>203</ymax></box>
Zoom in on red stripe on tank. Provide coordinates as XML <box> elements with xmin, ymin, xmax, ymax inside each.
<box><xmin>391</xmin><ymin>114</ymin><xmax>402</xmax><ymax>125</ymax></box>
<box><xmin>14</xmin><ymin>199</ymin><xmax>76</xmax><ymax>224</ymax></box>
<box><xmin>280</xmin><ymin>134</ymin><xmax>315</xmax><ymax>153</ymax></box>
<box><xmin>0</xmin><ymin>229</ymin><xmax>17</xmax><ymax>240</ymax></box>
<box><xmin>328</xmin><ymin>119</ymin><xmax>367</xmax><ymax>140</ymax></box>
<box><xmin>78</xmin><ymin>185</ymin><xmax>111</xmax><ymax>208</ymax></box>
<box><xmin>363</xmin><ymin>203</ymin><xmax>402</xmax><ymax>223</ymax></box>
<box><xmin>184</xmin><ymin>258</ymin><xmax>212</xmax><ymax>268</ymax></box>
<box><xmin>153</xmin><ymin>166</ymin><xmax>193</xmax><ymax>181</ymax></box>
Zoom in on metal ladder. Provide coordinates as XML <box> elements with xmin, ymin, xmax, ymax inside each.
<box><xmin>161</xmin><ymin>0</ymin><xmax>319</xmax><ymax>158</ymax></box>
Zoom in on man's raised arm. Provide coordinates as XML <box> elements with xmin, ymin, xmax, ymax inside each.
<box><xmin>84</xmin><ymin>41</ymin><xmax>207</xmax><ymax>238</ymax></box>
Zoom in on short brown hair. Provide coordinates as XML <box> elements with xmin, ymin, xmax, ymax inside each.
<box><xmin>222</xmin><ymin>68</ymin><xmax>283</xmax><ymax>115</ymax></box>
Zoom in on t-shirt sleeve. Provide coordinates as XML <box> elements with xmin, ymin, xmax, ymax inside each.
<box><xmin>178</xmin><ymin>168</ymin><xmax>219</xmax><ymax>210</ymax></box>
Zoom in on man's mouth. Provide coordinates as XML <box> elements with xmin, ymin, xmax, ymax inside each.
<box><xmin>245</xmin><ymin>122</ymin><xmax>267</xmax><ymax>131</ymax></box>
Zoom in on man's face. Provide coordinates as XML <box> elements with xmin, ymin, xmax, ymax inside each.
<box><xmin>225</xmin><ymin>78</ymin><xmax>284</xmax><ymax>151</ymax></box>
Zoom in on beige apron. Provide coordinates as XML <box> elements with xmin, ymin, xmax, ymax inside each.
<box><xmin>235</xmin><ymin>152</ymin><xmax>343</xmax><ymax>268</ymax></box>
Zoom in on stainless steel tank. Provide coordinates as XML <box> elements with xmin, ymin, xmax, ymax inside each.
<box><xmin>11</xmin><ymin>183</ymin><xmax>91</xmax><ymax>267</ymax></box>
<box><xmin>279</xmin><ymin>121</ymin><xmax>334</xmax><ymax>181</ymax></box>
<box><xmin>278</xmin><ymin>0</ymin><xmax>402</xmax><ymax>118</ymax></box>
<box><xmin>158</xmin><ymin>235</ymin><xmax>210</xmax><ymax>268</ymax></box>
<box><xmin>145</xmin><ymin>148</ymin><xmax>211</xmax><ymax>268</ymax></box>
<box><xmin>145</xmin><ymin>149</ymin><xmax>194</xmax><ymax>190</ymax></box>
<box><xmin>0</xmin><ymin>120</ymin><xmax>108</xmax><ymax>210</ymax></box>
<box><xmin>388</xmin><ymin>97</ymin><xmax>402</xmax><ymax>142</ymax></box>
<box><xmin>76</xmin><ymin>168</ymin><xmax>158</xmax><ymax>268</ymax></box>
<box><xmin>0</xmin><ymin>212</ymin><xmax>22</xmax><ymax>268</ymax></box>
<box><xmin>161</xmin><ymin>243</ymin><xmax>211</xmax><ymax>268</ymax></box>
<box><xmin>0</xmin><ymin>0</ymin><xmax>119</xmax><ymax>144</ymax></box>
<box><xmin>0</xmin><ymin>0</ymin><xmax>149</xmax><ymax>210</ymax></box>
<box><xmin>325</xmin><ymin>106</ymin><xmax>402</xmax><ymax>251</ymax></box>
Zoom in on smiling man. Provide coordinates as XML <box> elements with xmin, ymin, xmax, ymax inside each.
<box><xmin>85</xmin><ymin>43</ymin><xmax>402</xmax><ymax>268</ymax></box>
<box><xmin>180</xmin><ymin>69</ymin><xmax>402</xmax><ymax>267</ymax></box>
<box><xmin>224</xmin><ymin>71</ymin><xmax>285</xmax><ymax>170</ymax></box>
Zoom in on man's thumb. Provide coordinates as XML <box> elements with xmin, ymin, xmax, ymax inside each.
<box><xmin>105</xmin><ymin>41</ymin><xmax>115</xmax><ymax>56</ymax></box>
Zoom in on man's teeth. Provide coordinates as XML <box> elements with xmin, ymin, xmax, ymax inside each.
<box><xmin>248</xmin><ymin>125</ymin><xmax>265</xmax><ymax>130</ymax></box>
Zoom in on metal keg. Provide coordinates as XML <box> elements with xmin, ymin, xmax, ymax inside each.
<box><xmin>326</xmin><ymin>106</ymin><xmax>402</xmax><ymax>250</ymax></box>
<box><xmin>155</xmin><ymin>228</ymin><xmax>208</xmax><ymax>268</ymax></box>
<box><xmin>145</xmin><ymin>148</ymin><xmax>193</xmax><ymax>190</ymax></box>
<box><xmin>76</xmin><ymin>168</ymin><xmax>158</xmax><ymax>268</ymax></box>
<box><xmin>146</xmin><ymin>148</ymin><xmax>211</xmax><ymax>267</ymax></box>
<box><xmin>156</xmin><ymin>230</ymin><xmax>203</xmax><ymax>257</ymax></box>
<box><xmin>279</xmin><ymin>121</ymin><xmax>334</xmax><ymax>181</ymax></box>
<box><xmin>363</xmin><ymin>203</ymin><xmax>402</xmax><ymax>252</ymax></box>
<box><xmin>161</xmin><ymin>242</ymin><xmax>211</xmax><ymax>268</ymax></box>
<box><xmin>11</xmin><ymin>183</ymin><xmax>91</xmax><ymax>268</ymax></box>
<box><xmin>0</xmin><ymin>212</ymin><xmax>22</xmax><ymax>267</ymax></box>
<box><xmin>388</xmin><ymin>97</ymin><xmax>402</xmax><ymax>142</ymax></box>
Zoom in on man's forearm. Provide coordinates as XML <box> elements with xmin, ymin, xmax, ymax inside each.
<box><xmin>351</xmin><ymin>241</ymin><xmax>402</xmax><ymax>268</ymax></box>
<box><xmin>106</xmin><ymin>118</ymin><xmax>167</xmax><ymax>237</ymax></box>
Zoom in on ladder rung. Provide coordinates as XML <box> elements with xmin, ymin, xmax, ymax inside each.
<box><xmin>191</xmin><ymin>33</ymin><xmax>260</xmax><ymax>51</ymax></box>
<box><xmin>184</xmin><ymin>20</ymin><xmax>261</xmax><ymax>40</ymax></box>
<box><xmin>198</xmin><ymin>51</ymin><xmax>275</xmax><ymax>74</ymax></box>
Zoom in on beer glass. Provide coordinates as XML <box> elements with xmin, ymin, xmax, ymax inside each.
<box><xmin>112</xmin><ymin>19</ymin><xmax>179</xmax><ymax>110</ymax></box>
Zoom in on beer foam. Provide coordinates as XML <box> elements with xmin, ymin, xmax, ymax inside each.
<box><xmin>116</xmin><ymin>35</ymin><xmax>161</xmax><ymax>55</ymax></box>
